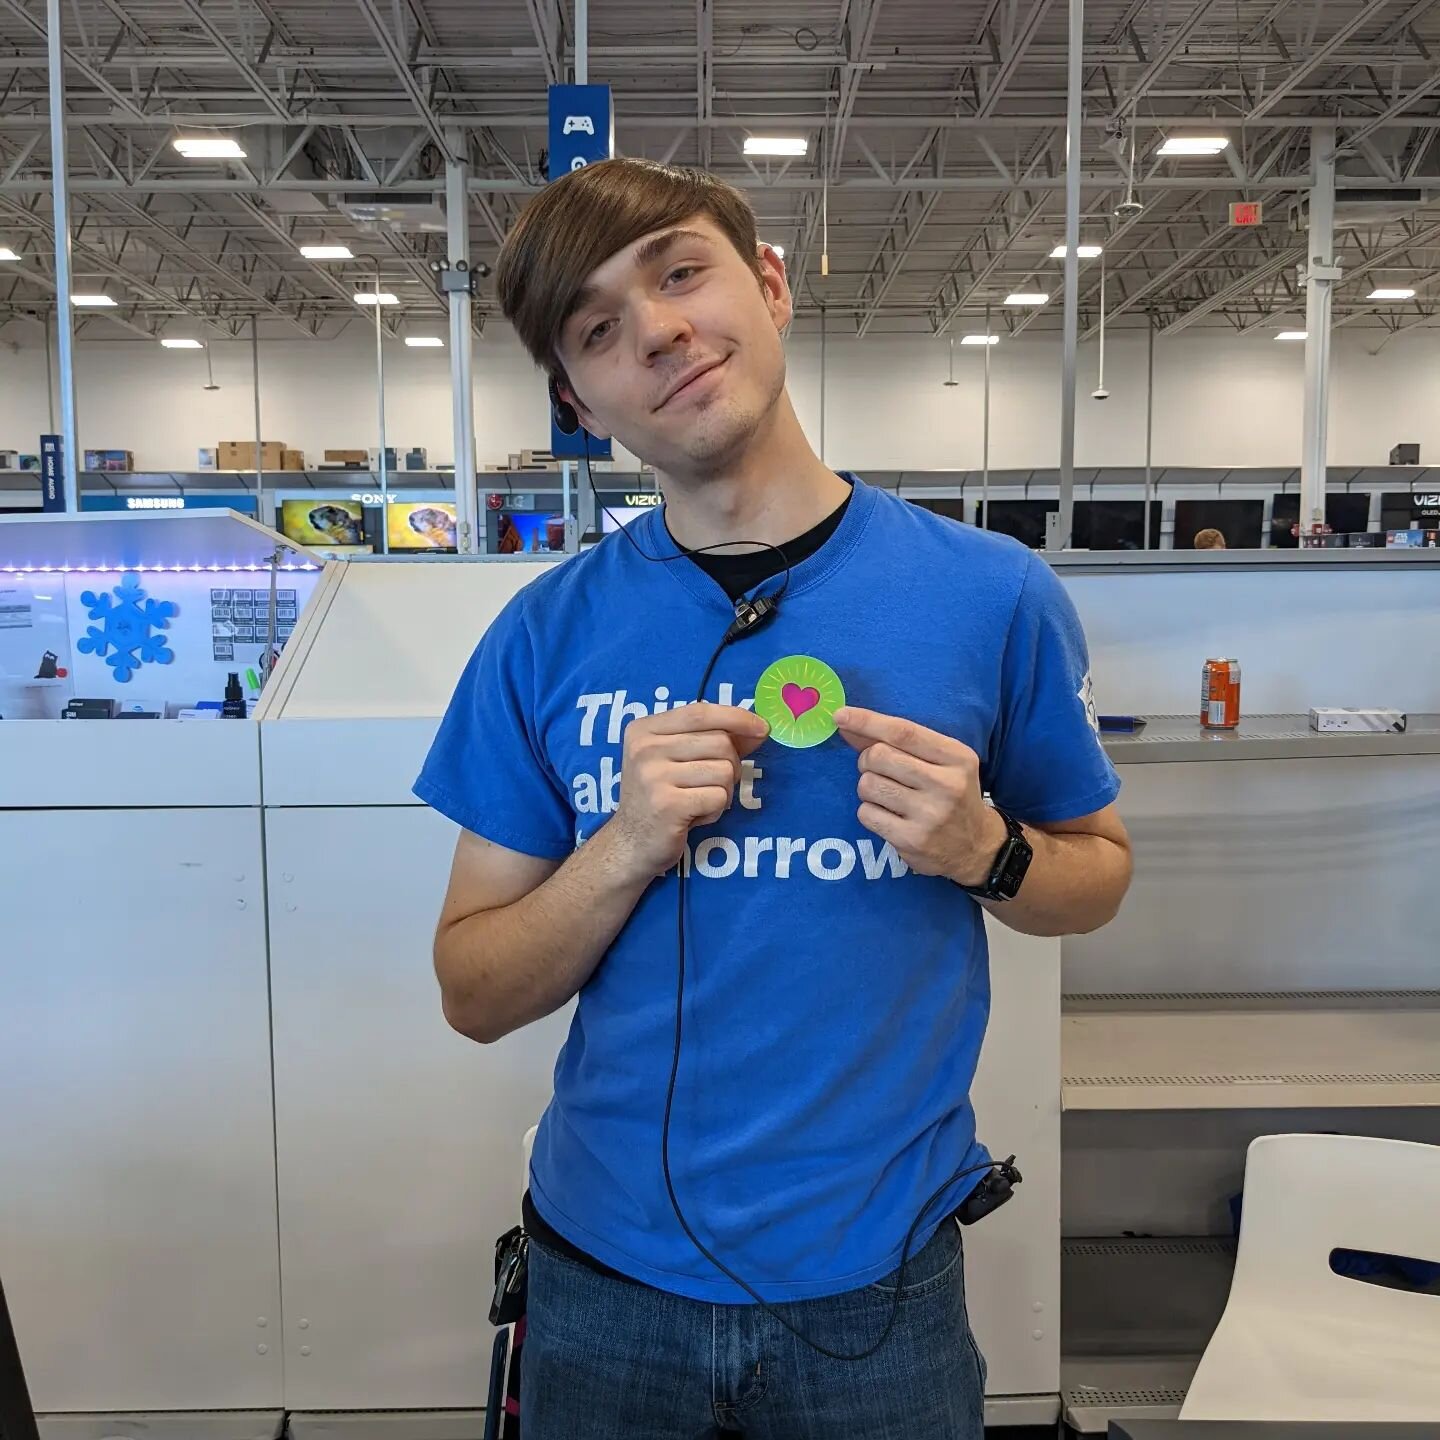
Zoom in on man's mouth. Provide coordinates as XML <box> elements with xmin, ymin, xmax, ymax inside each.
<box><xmin>656</xmin><ymin>357</ymin><xmax>728</xmax><ymax>410</ymax></box>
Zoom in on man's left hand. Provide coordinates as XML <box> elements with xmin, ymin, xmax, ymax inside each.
<box><xmin>833</xmin><ymin>706</ymin><xmax>1007</xmax><ymax>887</ymax></box>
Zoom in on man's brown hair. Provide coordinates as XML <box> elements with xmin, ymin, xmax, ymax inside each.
<box><xmin>495</xmin><ymin>158</ymin><xmax>762</xmax><ymax>381</ymax></box>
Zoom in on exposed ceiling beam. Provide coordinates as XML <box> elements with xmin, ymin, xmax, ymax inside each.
<box><xmin>524</xmin><ymin>0</ymin><xmax>563</xmax><ymax>86</ymax></box>
<box><xmin>1162</xmin><ymin>240</ymin><xmax>1306</xmax><ymax>332</ymax></box>
<box><xmin>166</xmin><ymin>0</ymin><xmax>291</xmax><ymax>122</ymax></box>
<box><xmin>1110</xmin><ymin>0</ymin><xmax>1223</xmax><ymax>115</ymax></box>
<box><xmin>1340</xmin><ymin>68</ymin><xmax>1440</xmax><ymax>152</ymax></box>
<box><xmin>976</xmin><ymin>0</ymin><xmax>1054</xmax><ymax>119</ymax></box>
<box><xmin>0</xmin><ymin>0</ymin><xmax>146</xmax><ymax>119</ymax></box>
<box><xmin>1247</xmin><ymin>3</ymin><xmax>1393</xmax><ymax>121</ymax></box>
<box><xmin>352</xmin><ymin>0</ymin><xmax>455</xmax><ymax>162</ymax></box>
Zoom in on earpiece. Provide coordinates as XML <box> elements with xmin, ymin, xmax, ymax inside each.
<box><xmin>549</xmin><ymin>374</ymin><xmax>581</xmax><ymax>436</ymax></box>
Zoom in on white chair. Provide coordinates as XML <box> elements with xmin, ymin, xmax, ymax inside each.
<box><xmin>1181</xmin><ymin>1132</ymin><xmax>1440</xmax><ymax>1422</ymax></box>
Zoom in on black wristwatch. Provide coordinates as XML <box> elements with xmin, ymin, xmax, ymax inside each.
<box><xmin>958</xmin><ymin>807</ymin><xmax>1033</xmax><ymax>903</ymax></box>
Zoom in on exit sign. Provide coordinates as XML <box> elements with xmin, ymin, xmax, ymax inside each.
<box><xmin>1230</xmin><ymin>201</ymin><xmax>1263</xmax><ymax>226</ymax></box>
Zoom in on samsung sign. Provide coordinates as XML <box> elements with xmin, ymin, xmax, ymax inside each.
<box><xmin>82</xmin><ymin>493</ymin><xmax>258</xmax><ymax>514</ymax></box>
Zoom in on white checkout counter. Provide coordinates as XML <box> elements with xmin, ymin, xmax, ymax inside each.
<box><xmin>4</xmin><ymin>514</ymin><xmax>1439</xmax><ymax>1437</ymax></box>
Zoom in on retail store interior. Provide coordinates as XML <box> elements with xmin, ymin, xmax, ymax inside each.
<box><xmin>3</xmin><ymin>1</ymin><xmax>1440</xmax><ymax>1439</ymax></box>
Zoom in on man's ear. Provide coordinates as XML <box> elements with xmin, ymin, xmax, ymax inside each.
<box><xmin>556</xmin><ymin>377</ymin><xmax>613</xmax><ymax>441</ymax></box>
<box><xmin>756</xmin><ymin>242</ymin><xmax>793</xmax><ymax>333</ymax></box>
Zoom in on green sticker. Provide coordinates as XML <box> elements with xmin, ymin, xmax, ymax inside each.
<box><xmin>753</xmin><ymin>655</ymin><xmax>847</xmax><ymax>749</ymax></box>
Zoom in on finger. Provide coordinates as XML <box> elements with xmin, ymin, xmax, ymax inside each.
<box><xmin>857</xmin><ymin>800</ymin><xmax>907</xmax><ymax>843</ymax></box>
<box><xmin>685</xmin><ymin>786</ymin><xmax>733</xmax><ymax>826</ymax></box>
<box><xmin>670</xmin><ymin>759</ymin><xmax>741</xmax><ymax>791</ymax></box>
<box><xmin>857</xmin><ymin>741</ymin><xmax>939</xmax><ymax>790</ymax></box>
<box><xmin>858</xmin><ymin>769</ymin><xmax>920</xmax><ymax>817</ymax></box>
<box><xmin>834</xmin><ymin>706</ymin><xmax>965</xmax><ymax>765</ymax></box>
<box><xmin>647</xmin><ymin>701</ymin><xmax>770</xmax><ymax>743</ymax></box>
<box><xmin>659</xmin><ymin>731</ymin><xmax>755</xmax><ymax>764</ymax></box>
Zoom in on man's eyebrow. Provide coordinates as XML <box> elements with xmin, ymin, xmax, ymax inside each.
<box><xmin>563</xmin><ymin>229</ymin><xmax>714</xmax><ymax>333</ymax></box>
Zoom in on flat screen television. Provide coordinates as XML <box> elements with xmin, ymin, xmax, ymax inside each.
<box><xmin>492</xmin><ymin>510</ymin><xmax>566</xmax><ymax>554</ymax></box>
<box><xmin>978</xmin><ymin>499</ymin><xmax>1161</xmax><ymax>549</ymax></box>
<box><xmin>1270</xmin><ymin>492</ymin><xmax>1372</xmax><ymax>546</ymax></box>
<box><xmin>280</xmin><ymin>498</ymin><xmax>366</xmax><ymax>547</ymax></box>
<box><xmin>386</xmin><ymin>501</ymin><xmax>458</xmax><ymax>552</ymax></box>
<box><xmin>1173</xmin><ymin>499</ymin><xmax>1264</xmax><ymax>550</ymax></box>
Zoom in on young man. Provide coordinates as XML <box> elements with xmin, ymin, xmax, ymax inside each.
<box><xmin>416</xmin><ymin>158</ymin><xmax>1131</xmax><ymax>1440</ymax></box>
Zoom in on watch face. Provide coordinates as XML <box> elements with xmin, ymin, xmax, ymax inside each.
<box><xmin>997</xmin><ymin>833</ymin><xmax>1034</xmax><ymax>897</ymax></box>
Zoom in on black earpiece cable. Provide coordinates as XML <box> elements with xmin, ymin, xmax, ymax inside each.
<box><xmin>556</xmin><ymin>397</ymin><xmax>1010</xmax><ymax>1360</ymax></box>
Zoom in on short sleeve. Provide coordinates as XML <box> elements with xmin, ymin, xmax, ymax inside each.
<box><xmin>983</xmin><ymin>554</ymin><xmax>1121</xmax><ymax>824</ymax></box>
<box><xmin>413</xmin><ymin>593</ymin><xmax>575</xmax><ymax>859</ymax></box>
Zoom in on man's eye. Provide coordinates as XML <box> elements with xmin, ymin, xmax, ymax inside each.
<box><xmin>664</xmin><ymin>266</ymin><xmax>697</xmax><ymax>286</ymax></box>
<box><xmin>585</xmin><ymin>319</ymin><xmax>613</xmax><ymax>346</ymax></box>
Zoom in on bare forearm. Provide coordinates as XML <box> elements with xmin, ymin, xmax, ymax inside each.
<box><xmin>976</xmin><ymin>815</ymin><xmax>1132</xmax><ymax>937</ymax></box>
<box><xmin>436</xmin><ymin>823</ymin><xmax>654</xmax><ymax>1042</ymax></box>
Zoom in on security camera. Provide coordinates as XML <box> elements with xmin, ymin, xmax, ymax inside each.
<box><xmin>1092</xmin><ymin>386</ymin><xmax>1110</xmax><ymax>401</ymax></box>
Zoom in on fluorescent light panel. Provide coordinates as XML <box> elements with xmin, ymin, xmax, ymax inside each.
<box><xmin>355</xmin><ymin>292</ymin><xmax>399</xmax><ymax>306</ymax></box>
<box><xmin>960</xmin><ymin>334</ymin><xmax>999</xmax><ymax>346</ymax></box>
<box><xmin>0</xmin><ymin>247</ymin><xmax>18</xmax><ymax>262</ymax></box>
<box><xmin>1368</xmin><ymin>287</ymin><xmax>1415</xmax><ymax>300</ymax></box>
<box><xmin>1275</xmin><ymin>330</ymin><xmax>1308</xmax><ymax>341</ymax></box>
<box><xmin>744</xmin><ymin>136</ymin><xmax>808</xmax><ymax>157</ymax></box>
<box><xmin>160</xmin><ymin>338</ymin><xmax>204</xmax><ymax>349</ymax></box>
<box><xmin>405</xmin><ymin>336</ymin><xmax>444</xmax><ymax>347</ymax></box>
<box><xmin>1158</xmin><ymin>136</ymin><xmax>1231</xmax><ymax>156</ymax></box>
<box><xmin>1005</xmin><ymin>291</ymin><xmax>1049</xmax><ymax>306</ymax></box>
<box><xmin>173</xmin><ymin>137</ymin><xmax>247</xmax><ymax>159</ymax></box>
<box><xmin>300</xmin><ymin>244</ymin><xmax>354</xmax><ymax>260</ymax></box>
<box><xmin>71</xmin><ymin>294</ymin><xmax>116</xmax><ymax>306</ymax></box>
<box><xmin>1050</xmin><ymin>243</ymin><xmax>1103</xmax><ymax>258</ymax></box>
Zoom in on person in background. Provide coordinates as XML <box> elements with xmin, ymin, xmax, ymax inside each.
<box><xmin>1194</xmin><ymin>527</ymin><xmax>1227</xmax><ymax>550</ymax></box>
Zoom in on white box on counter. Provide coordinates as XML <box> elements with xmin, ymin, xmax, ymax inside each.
<box><xmin>1309</xmin><ymin>707</ymin><xmax>1407</xmax><ymax>734</ymax></box>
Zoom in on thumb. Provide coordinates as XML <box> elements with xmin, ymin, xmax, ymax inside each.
<box><xmin>733</xmin><ymin>722</ymin><xmax>771</xmax><ymax>759</ymax></box>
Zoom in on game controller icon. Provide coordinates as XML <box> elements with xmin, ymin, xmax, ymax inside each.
<box><xmin>563</xmin><ymin>115</ymin><xmax>595</xmax><ymax>136</ymax></box>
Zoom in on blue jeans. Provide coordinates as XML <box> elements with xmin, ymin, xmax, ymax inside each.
<box><xmin>520</xmin><ymin>1219</ymin><xmax>987</xmax><ymax>1439</ymax></box>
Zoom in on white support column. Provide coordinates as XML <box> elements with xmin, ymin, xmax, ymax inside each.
<box><xmin>574</xmin><ymin>0</ymin><xmax>588</xmax><ymax>82</ymax></box>
<box><xmin>446</xmin><ymin>137</ymin><xmax>480</xmax><ymax>554</ymax></box>
<box><xmin>46</xmin><ymin>0</ymin><xmax>79</xmax><ymax>510</ymax></box>
<box><xmin>1054</xmin><ymin>0</ymin><xmax>1084</xmax><ymax>551</ymax></box>
<box><xmin>1301</xmin><ymin>126</ymin><xmax>1338</xmax><ymax>536</ymax></box>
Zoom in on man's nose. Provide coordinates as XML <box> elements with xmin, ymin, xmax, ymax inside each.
<box><xmin>635</xmin><ymin>297</ymin><xmax>692</xmax><ymax>362</ymax></box>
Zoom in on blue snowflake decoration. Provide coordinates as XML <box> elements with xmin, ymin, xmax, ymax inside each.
<box><xmin>75</xmin><ymin>572</ymin><xmax>178</xmax><ymax>683</ymax></box>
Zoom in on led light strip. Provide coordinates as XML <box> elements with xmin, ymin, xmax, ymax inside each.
<box><xmin>1</xmin><ymin>562</ymin><xmax>320</xmax><ymax>574</ymax></box>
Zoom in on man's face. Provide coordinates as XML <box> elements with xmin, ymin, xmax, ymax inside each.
<box><xmin>554</xmin><ymin>214</ymin><xmax>792</xmax><ymax>475</ymax></box>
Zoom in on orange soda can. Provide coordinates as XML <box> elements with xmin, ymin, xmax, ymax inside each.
<box><xmin>1201</xmin><ymin>658</ymin><xmax>1241</xmax><ymax>730</ymax></box>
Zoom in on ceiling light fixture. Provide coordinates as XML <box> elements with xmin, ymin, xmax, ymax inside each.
<box><xmin>1275</xmin><ymin>330</ymin><xmax>1308</xmax><ymax>341</ymax></box>
<box><xmin>160</xmin><ymin>338</ymin><xmax>204</xmax><ymax>349</ymax></box>
<box><xmin>300</xmin><ymin>244</ymin><xmax>355</xmax><ymax>260</ymax></box>
<box><xmin>71</xmin><ymin>294</ymin><xmax>117</xmax><ymax>306</ymax></box>
<box><xmin>1005</xmin><ymin>292</ymin><xmax>1050</xmax><ymax>306</ymax></box>
<box><xmin>1050</xmin><ymin>243</ymin><xmax>1103</xmax><ymax>259</ymax></box>
<box><xmin>960</xmin><ymin>334</ymin><xmax>999</xmax><ymax>346</ymax></box>
<box><xmin>744</xmin><ymin>136</ymin><xmax>809</xmax><ymax>157</ymax></box>
<box><xmin>1367</xmin><ymin>287</ymin><xmax>1415</xmax><ymax>300</ymax></box>
<box><xmin>1158</xmin><ymin>136</ymin><xmax>1231</xmax><ymax>157</ymax></box>
<box><xmin>173</xmin><ymin>136</ymin><xmax>247</xmax><ymax>159</ymax></box>
<box><xmin>0</xmin><ymin>247</ymin><xmax>19</xmax><ymax>262</ymax></box>
<box><xmin>355</xmin><ymin>292</ymin><xmax>399</xmax><ymax>306</ymax></box>
<box><xmin>404</xmin><ymin>336</ymin><xmax>444</xmax><ymax>348</ymax></box>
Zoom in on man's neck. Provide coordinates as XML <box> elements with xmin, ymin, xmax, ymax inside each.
<box><xmin>656</xmin><ymin>392</ymin><xmax>851</xmax><ymax>553</ymax></box>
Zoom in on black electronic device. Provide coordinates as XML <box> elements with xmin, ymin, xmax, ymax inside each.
<box><xmin>1173</xmin><ymin>498</ymin><xmax>1264</xmax><ymax>550</ymax></box>
<box><xmin>1390</xmin><ymin>442</ymin><xmax>1420</xmax><ymax>466</ymax></box>
<box><xmin>957</xmin><ymin>808</ymin><xmax>1033</xmax><ymax>902</ymax></box>
<box><xmin>955</xmin><ymin>1156</ymin><xmax>1022</xmax><ymax>1225</ymax></box>
<box><xmin>60</xmin><ymin>698</ymin><xmax>119</xmax><ymax>720</ymax></box>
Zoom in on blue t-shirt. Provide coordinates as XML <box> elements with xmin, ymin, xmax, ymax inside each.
<box><xmin>415</xmin><ymin>475</ymin><xmax>1119</xmax><ymax>1303</ymax></box>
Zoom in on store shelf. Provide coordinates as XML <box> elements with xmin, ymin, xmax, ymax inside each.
<box><xmin>1062</xmin><ymin>991</ymin><xmax>1440</xmax><ymax>1111</ymax></box>
<box><xmin>1101</xmin><ymin>713</ymin><xmax>1440</xmax><ymax>762</ymax></box>
<box><xmin>1062</xmin><ymin>1355</ymin><xmax>1201</xmax><ymax>1434</ymax></box>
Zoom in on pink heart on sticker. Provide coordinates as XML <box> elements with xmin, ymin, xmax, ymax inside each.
<box><xmin>781</xmin><ymin>682</ymin><xmax>821</xmax><ymax>719</ymax></box>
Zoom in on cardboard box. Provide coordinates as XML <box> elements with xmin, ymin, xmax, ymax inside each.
<box><xmin>218</xmin><ymin>440</ymin><xmax>285</xmax><ymax>471</ymax></box>
<box><xmin>325</xmin><ymin>449</ymin><xmax>369</xmax><ymax>464</ymax></box>
<box><xmin>84</xmin><ymin>449</ymin><xmax>134</xmax><ymax>472</ymax></box>
<box><xmin>281</xmin><ymin>449</ymin><xmax>305</xmax><ymax>471</ymax></box>
<box><xmin>1309</xmin><ymin>707</ymin><xmax>1407</xmax><ymax>734</ymax></box>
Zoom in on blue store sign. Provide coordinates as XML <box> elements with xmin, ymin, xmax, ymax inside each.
<box><xmin>548</xmin><ymin>84</ymin><xmax>615</xmax><ymax>461</ymax></box>
<box><xmin>40</xmin><ymin>434</ymin><xmax>65</xmax><ymax>512</ymax></box>
<box><xmin>82</xmin><ymin>494</ymin><xmax>259</xmax><ymax>514</ymax></box>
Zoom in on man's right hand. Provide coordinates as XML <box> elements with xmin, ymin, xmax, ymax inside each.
<box><xmin>608</xmin><ymin>702</ymin><xmax>770</xmax><ymax>879</ymax></box>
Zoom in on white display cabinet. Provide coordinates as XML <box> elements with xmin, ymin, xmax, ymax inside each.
<box><xmin>0</xmin><ymin>511</ymin><xmax>322</xmax><ymax>1426</ymax></box>
<box><xmin>255</xmin><ymin>554</ymin><xmax>1064</xmax><ymax>1428</ymax></box>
